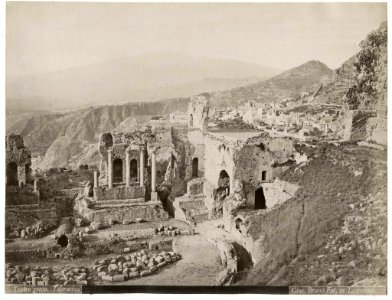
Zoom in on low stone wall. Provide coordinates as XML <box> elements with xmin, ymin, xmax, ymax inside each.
<box><xmin>6</xmin><ymin>205</ymin><xmax>59</xmax><ymax>231</ymax></box>
<box><xmin>75</xmin><ymin>200</ymin><xmax>168</xmax><ymax>225</ymax></box>
<box><xmin>6</xmin><ymin>248</ymin><xmax>48</xmax><ymax>260</ymax></box>
<box><xmin>6</xmin><ymin>188</ymin><xmax>39</xmax><ymax>206</ymax></box>
<box><xmin>94</xmin><ymin>185</ymin><xmax>146</xmax><ymax>201</ymax></box>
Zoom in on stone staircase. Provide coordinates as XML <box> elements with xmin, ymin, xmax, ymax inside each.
<box><xmin>173</xmin><ymin>193</ymin><xmax>210</xmax><ymax>225</ymax></box>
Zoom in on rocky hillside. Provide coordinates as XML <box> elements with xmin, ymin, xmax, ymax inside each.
<box><xmin>208</xmin><ymin>60</ymin><xmax>334</xmax><ymax>107</ymax></box>
<box><xmin>10</xmin><ymin>99</ymin><xmax>188</xmax><ymax>169</ymax></box>
<box><xmin>238</xmin><ymin>142</ymin><xmax>387</xmax><ymax>287</ymax></box>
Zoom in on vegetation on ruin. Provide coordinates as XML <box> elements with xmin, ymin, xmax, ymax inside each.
<box><xmin>239</xmin><ymin>142</ymin><xmax>387</xmax><ymax>286</ymax></box>
<box><xmin>345</xmin><ymin>22</ymin><xmax>387</xmax><ymax>109</ymax></box>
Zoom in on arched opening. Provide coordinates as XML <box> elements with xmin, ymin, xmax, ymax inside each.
<box><xmin>262</xmin><ymin>171</ymin><xmax>267</xmax><ymax>181</ymax></box>
<box><xmin>235</xmin><ymin>218</ymin><xmax>243</xmax><ymax>232</ymax></box>
<box><xmin>130</xmin><ymin>159</ymin><xmax>138</xmax><ymax>179</ymax></box>
<box><xmin>102</xmin><ymin>133</ymin><xmax>113</xmax><ymax>147</ymax></box>
<box><xmin>255</xmin><ymin>187</ymin><xmax>266</xmax><ymax>209</ymax></box>
<box><xmin>192</xmin><ymin>158</ymin><xmax>198</xmax><ymax>178</ymax></box>
<box><xmin>57</xmin><ymin>235</ymin><xmax>68</xmax><ymax>247</ymax></box>
<box><xmin>189</xmin><ymin>114</ymin><xmax>193</xmax><ymax>127</ymax></box>
<box><xmin>25</xmin><ymin>163</ymin><xmax>31</xmax><ymax>184</ymax></box>
<box><xmin>218</xmin><ymin>170</ymin><xmax>230</xmax><ymax>195</ymax></box>
<box><xmin>6</xmin><ymin>162</ymin><xmax>18</xmax><ymax>186</ymax></box>
<box><xmin>113</xmin><ymin>158</ymin><xmax>123</xmax><ymax>183</ymax></box>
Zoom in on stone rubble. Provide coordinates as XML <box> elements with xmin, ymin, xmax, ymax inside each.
<box><xmin>154</xmin><ymin>224</ymin><xmax>195</xmax><ymax>236</ymax></box>
<box><xmin>92</xmin><ymin>250</ymin><xmax>182</xmax><ymax>281</ymax></box>
<box><xmin>5</xmin><ymin>250</ymin><xmax>182</xmax><ymax>285</ymax></box>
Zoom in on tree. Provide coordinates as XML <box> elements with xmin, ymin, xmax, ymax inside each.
<box><xmin>346</xmin><ymin>22</ymin><xmax>387</xmax><ymax>110</ymax></box>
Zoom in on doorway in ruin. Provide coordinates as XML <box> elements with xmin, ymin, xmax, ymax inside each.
<box><xmin>192</xmin><ymin>158</ymin><xmax>198</xmax><ymax>178</ymax></box>
<box><xmin>255</xmin><ymin>187</ymin><xmax>266</xmax><ymax>209</ymax></box>
<box><xmin>130</xmin><ymin>159</ymin><xmax>138</xmax><ymax>179</ymax></box>
<box><xmin>189</xmin><ymin>114</ymin><xmax>193</xmax><ymax>127</ymax></box>
<box><xmin>103</xmin><ymin>133</ymin><xmax>113</xmax><ymax>147</ymax></box>
<box><xmin>218</xmin><ymin>170</ymin><xmax>230</xmax><ymax>195</ymax></box>
<box><xmin>57</xmin><ymin>235</ymin><xmax>68</xmax><ymax>247</ymax></box>
<box><xmin>113</xmin><ymin>158</ymin><xmax>123</xmax><ymax>183</ymax></box>
<box><xmin>25</xmin><ymin>163</ymin><xmax>31</xmax><ymax>183</ymax></box>
<box><xmin>6</xmin><ymin>162</ymin><xmax>18</xmax><ymax>186</ymax></box>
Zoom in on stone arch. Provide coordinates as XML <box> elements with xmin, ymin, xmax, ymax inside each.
<box><xmin>255</xmin><ymin>187</ymin><xmax>266</xmax><ymax>209</ymax></box>
<box><xmin>113</xmin><ymin>158</ymin><xmax>123</xmax><ymax>183</ymax></box>
<box><xmin>130</xmin><ymin>159</ymin><xmax>138</xmax><ymax>179</ymax></box>
<box><xmin>6</xmin><ymin>162</ymin><xmax>18</xmax><ymax>186</ymax></box>
<box><xmin>218</xmin><ymin>170</ymin><xmax>230</xmax><ymax>195</ymax></box>
<box><xmin>192</xmin><ymin>157</ymin><xmax>198</xmax><ymax>178</ymax></box>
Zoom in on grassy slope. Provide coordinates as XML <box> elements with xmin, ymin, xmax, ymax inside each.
<box><xmin>238</xmin><ymin>142</ymin><xmax>387</xmax><ymax>286</ymax></box>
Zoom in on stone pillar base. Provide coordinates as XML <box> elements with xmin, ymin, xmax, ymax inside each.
<box><xmin>151</xmin><ymin>191</ymin><xmax>158</xmax><ymax>201</ymax></box>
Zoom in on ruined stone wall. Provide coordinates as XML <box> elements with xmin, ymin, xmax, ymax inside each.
<box><xmin>232</xmin><ymin>136</ymin><xmax>295</xmax><ymax>208</ymax></box>
<box><xmin>6</xmin><ymin>186</ymin><xmax>39</xmax><ymax>206</ymax></box>
<box><xmin>186</xmin><ymin>129</ymin><xmax>206</xmax><ymax>179</ymax></box>
<box><xmin>6</xmin><ymin>134</ymin><xmax>32</xmax><ymax>185</ymax></box>
<box><xmin>6</xmin><ymin>205</ymin><xmax>59</xmax><ymax>231</ymax></box>
<box><xmin>230</xmin><ymin>198</ymin><xmax>303</xmax><ymax>266</ymax></box>
<box><xmin>79</xmin><ymin>201</ymin><xmax>168</xmax><ymax>224</ymax></box>
<box><xmin>204</xmin><ymin>134</ymin><xmax>236</xmax><ymax>189</ymax></box>
<box><xmin>342</xmin><ymin>110</ymin><xmax>378</xmax><ymax>142</ymax></box>
<box><xmin>94</xmin><ymin>185</ymin><xmax>146</xmax><ymax>201</ymax></box>
<box><xmin>188</xmin><ymin>94</ymin><xmax>209</xmax><ymax>130</ymax></box>
<box><xmin>186</xmin><ymin>177</ymin><xmax>205</xmax><ymax>195</ymax></box>
<box><xmin>366</xmin><ymin>117</ymin><xmax>387</xmax><ymax>146</ymax></box>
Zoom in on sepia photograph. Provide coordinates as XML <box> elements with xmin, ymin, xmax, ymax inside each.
<box><xmin>3</xmin><ymin>1</ymin><xmax>388</xmax><ymax>295</ymax></box>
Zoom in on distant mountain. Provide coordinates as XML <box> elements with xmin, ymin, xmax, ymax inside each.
<box><xmin>8</xmin><ymin>60</ymin><xmax>334</xmax><ymax>170</ymax></box>
<box><xmin>6</xmin><ymin>52</ymin><xmax>280</xmax><ymax>111</ymax></box>
<box><xmin>208</xmin><ymin>60</ymin><xmax>334</xmax><ymax>107</ymax></box>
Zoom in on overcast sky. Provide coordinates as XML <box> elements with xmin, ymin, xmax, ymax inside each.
<box><xmin>7</xmin><ymin>2</ymin><xmax>387</xmax><ymax>78</ymax></box>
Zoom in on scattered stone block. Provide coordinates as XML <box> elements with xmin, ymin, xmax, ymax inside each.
<box><xmin>102</xmin><ymin>275</ymin><xmax>113</xmax><ymax>282</ymax></box>
<box><xmin>140</xmin><ymin>270</ymin><xmax>151</xmax><ymax>277</ymax></box>
<box><xmin>149</xmin><ymin>266</ymin><xmax>158</xmax><ymax>273</ymax></box>
<box><xmin>113</xmin><ymin>275</ymin><xmax>125</xmax><ymax>282</ymax></box>
<box><xmin>128</xmin><ymin>271</ymin><xmax>139</xmax><ymax>279</ymax></box>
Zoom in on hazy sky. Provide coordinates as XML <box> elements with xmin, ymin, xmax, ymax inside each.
<box><xmin>7</xmin><ymin>2</ymin><xmax>387</xmax><ymax>78</ymax></box>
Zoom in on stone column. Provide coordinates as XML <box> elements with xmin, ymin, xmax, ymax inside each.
<box><xmin>34</xmin><ymin>179</ymin><xmax>38</xmax><ymax>192</ymax></box>
<box><xmin>108</xmin><ymin>149</ymin><xmax>113</xmax><ymax>189</ymax></box>
<box><xmin>139</xmin><ymin>148</ymin><xmax>145</xmax><ymax>187</ymax></box>
<box><xmin>151</xmin><ymin>150</ymin><xmax>156</xmax><ymax>192</ymax></box>
<box><xmin>151</xmin><ymin>148</ymin><xmax>158</xmax><ymax>201</ymax></box>
<box><xmin>93</xmin><ymin>170</ymin><xmax>99</xmax><ymax>188</ymax></box>
<box><xmin>125</xmin><ymin>147</ymin><xmax>131</xmax><ymax>187</ymax></box>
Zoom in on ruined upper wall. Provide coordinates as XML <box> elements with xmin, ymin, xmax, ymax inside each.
<box><xmin>6</xmin><ymin>134</ymin><xmax>31</xmax><ymax>166</ymax></box>
<box><xmin>188</xmin><ymin>94</ymin><xmax>210</xmax><ymax>130</ymax></box>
